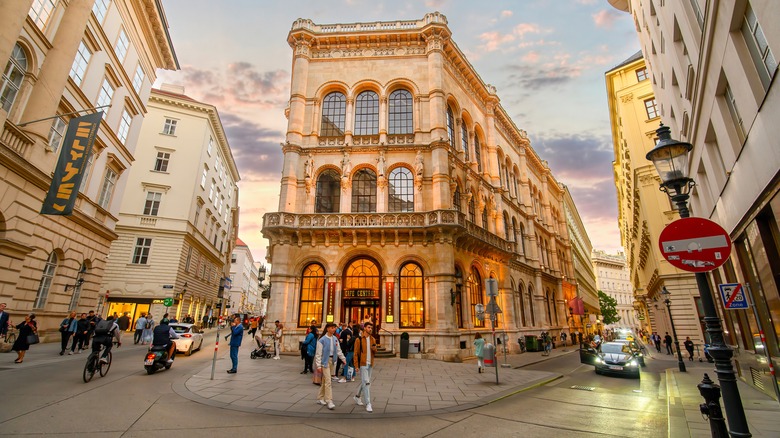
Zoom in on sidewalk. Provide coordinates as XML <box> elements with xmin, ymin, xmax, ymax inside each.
<box><xmin>174</xmin><ymin>346</ymin><xmax>567</xmax><ymax>418</ymax></box>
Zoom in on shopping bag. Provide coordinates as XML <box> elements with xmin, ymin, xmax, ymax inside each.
<box><xmin>312</xmin><ymin>367</ymin><xmax>322</xmax><ymax>385</ymax></box>
<box><xmin>346</xmin><ymin>366</ymin><xmax>354</xmax><ymax>381</ymax></box>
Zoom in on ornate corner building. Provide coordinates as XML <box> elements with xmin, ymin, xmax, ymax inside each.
<box><xmin>261</xmin><ymin>13</ymin><xmax>573</xmax><ymax>361</ymax></box>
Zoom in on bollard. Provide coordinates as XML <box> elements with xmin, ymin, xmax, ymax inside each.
<box><xmin>698</xmin><ymin>373</ymin><xmax>729</xmax><ymax>438</ymax></box>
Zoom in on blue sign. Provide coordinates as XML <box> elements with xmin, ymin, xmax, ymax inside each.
<box><xmin>718</xmin><ymin>283</ymin><xmax>749</xmax><ymax>310</ymax></box>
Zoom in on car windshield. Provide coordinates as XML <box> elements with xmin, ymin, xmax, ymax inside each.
<box><xmin>170</xmin><ymin>326</ymin><xmax>189</xmax><ymax>334</ymax></box>
<box><xmin>601</xmin><ymin>343</ymin><xmax>630</xmax><ymax>354</ymax></box>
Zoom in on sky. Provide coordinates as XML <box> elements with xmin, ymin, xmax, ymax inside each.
<box><xmin>156</xmin><ymin>0</ymin><xmax>640</xmax><ymax>263</ymax></box>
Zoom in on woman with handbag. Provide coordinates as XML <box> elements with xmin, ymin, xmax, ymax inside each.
<box><xmin>12</xmin><ymin>313</ymin><xmax>38</xmax><ymax>363</ymax></box>
<box><xmin>59</xmin><ymin>311</ymin><xmax>77</xmax><ymax>355</ymax></box>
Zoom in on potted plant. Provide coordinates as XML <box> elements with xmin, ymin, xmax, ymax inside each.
<box><xmin>400</xmin><ymin>332</ymin><xmax>410</xmax><ymax>359</ymax></box>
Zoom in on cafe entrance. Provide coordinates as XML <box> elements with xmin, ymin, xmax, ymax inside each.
<box><xmin>341</xmin><ymin>257</ymin><xmax>382</xmax><ymax>338</ymax></box>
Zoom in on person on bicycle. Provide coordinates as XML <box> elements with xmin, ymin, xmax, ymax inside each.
<box><xmin>91</xmin><ymin>315</ymin><xmax>120</xmax><ymax>363</ymax></box>
<box><xmin>151</xmin><ymin>318</ymin><xmax>179</xmax><ymax>363</ymax></box>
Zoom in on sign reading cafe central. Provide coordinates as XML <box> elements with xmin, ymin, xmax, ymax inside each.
<box><xmin>40</xmin><ymin>112</ymin><xmax>102</xmax><ymax>215</ymax></box>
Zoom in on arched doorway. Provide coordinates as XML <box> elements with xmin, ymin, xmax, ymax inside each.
<box><xmin>341</xmin><ymin>257</ymin><xmax>381</xmax><ymax>332</ymax></box>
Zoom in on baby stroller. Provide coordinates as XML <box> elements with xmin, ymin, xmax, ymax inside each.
<box><xmin>250</xmin><ymin>335</ymin><xmax>274</xmax><ymax>359</ymax></box>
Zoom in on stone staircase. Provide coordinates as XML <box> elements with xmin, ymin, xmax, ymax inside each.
<box><xmin>375</xmin><ymin>344</ymin><xmax>395</xmax><ymax>358</ymax></box>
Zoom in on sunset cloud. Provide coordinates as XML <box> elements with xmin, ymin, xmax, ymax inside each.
<box><xmin>477</xmin><ymin>22</ymin><xmax>546</xmax><ymax>52</ymax></box>
<box><xmin>592</xmin><ymin>9</ymin><xmax>622</xmax><ymax>29</ymax></box>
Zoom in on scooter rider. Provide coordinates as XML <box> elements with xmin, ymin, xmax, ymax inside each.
<box><xmin>151</xmin><ymin>318</ymin><xmax>179</xmax><ymax>363</ymax></box>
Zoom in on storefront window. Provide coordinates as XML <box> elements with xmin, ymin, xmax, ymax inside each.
<box><xmin>298</xmin><ymin>264</ymin><xmax>325</xmax><ymax>327</ymax></box>
<box><xmin>399</xmin><ymin>263</ymin><xmax>424</xmax><ymax>328</ymax></box>
<box><xmin>469</xmin><ymin>267</ymin><xmax>485</xmax><ymax>328</ymax></box>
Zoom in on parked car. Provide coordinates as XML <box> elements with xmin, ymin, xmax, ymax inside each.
<box><xmin>170</xmin><ymin>323</ymin><xmax>204</xmax><ymax>356</ymax></box>
<box><xmin>612</xmin><ymin>339</ymin><xmax>646</xmax><ymax>366</ymax></box>
<box><xmin>580</xmin><ymin>341</ymin><xmax>641</xmax><ymax>378</ymax></box>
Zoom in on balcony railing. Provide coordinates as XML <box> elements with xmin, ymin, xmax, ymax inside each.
<box><xmin>1</xmin><ymin>120</ymin><xmax>34</xmax><ymax>158</ymax></box>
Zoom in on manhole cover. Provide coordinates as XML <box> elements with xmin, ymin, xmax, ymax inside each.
<box><xmin>570</xmin><ymin>385</ymin><xmax>595</xmax><ymax>391</ymax></box>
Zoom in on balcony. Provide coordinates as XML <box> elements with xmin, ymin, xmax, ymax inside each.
<box><xmin>1</xmin><ymin>120</ymin><xmax>35</xmax><ymax>158</ymax></box>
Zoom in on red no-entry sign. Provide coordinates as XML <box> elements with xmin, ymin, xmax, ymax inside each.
<box><xmin>658</xmin><ymin>217</ymin><xmax>732</xmax><ymax>273</ymax></box>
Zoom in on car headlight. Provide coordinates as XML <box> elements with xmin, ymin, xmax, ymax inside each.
<box><xmin>628</xmin><ymin>360</ymin><xmax>638</xmax><ymax>367</ymax></box>
<box><xmin>594</xmin><ymin>357</ymin><xmax>602</xmax><ymax>364</ymax></box>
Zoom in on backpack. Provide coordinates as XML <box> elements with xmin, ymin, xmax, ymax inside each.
<box><xmin>94</xmin><ymin>319</ymin><xmax>113</xmax><ymax>336</ymax></box>
<box><xmin>145</xmin><ymin>320</ymin><xmax>153</xmax><ymax>329</ymax></box>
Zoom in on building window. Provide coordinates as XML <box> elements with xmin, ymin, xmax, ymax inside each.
<box><xmin>351</xmin><ymin>169</ymin><xmax>377</xmax><ymax>213</ymax></box>
<box><xmin>131</xmin><ymin>237</ymin><xmax>152</xmax><ymax>264</ymax></box>
<box><xmin>468</xmin><ymin>197</ymin><xmax>476</xmax><ymax>223</ymax></box>
<box><xmin>742</xmin><ymin>3</ymin><xmax>777</xmax><ymax>90</ymax></box>
<box><xmin>97</xmin><ymin>167</ymin><xmax>117</xmax><ymax>210</ymax></box>
<box><xmin>118</xmin><ymin>109</ymin><xmax>132</xmax><ymax>144</ymax></box>
<box><xmin>209</xmin><ymin>181</ymin><xmax>215</xmax><ymax>201</ymax></box>
<box><xmin>92</xmin><ymin>0</ymin><xmax>110</xmax><ymax>23</ymax></box>
<box><xmin>201</xmin><ymin>167</ymin><xmax>207</xmax><ymax>188</ymax></box>
<box><xmin>33</xmin><ymin>251</ymin><xmax>58</xmax><ymax>309</ymax></box>
<box><xmin>79</xmin><ymin>148</ymin><xmax>95</xmax><ymax>193</ymax></box>
<box><xmin>474</xmin><ymin>136</ymin><xmax>483</xmax><ymax>172</ymax></box>
<box><xmin>298</xmin><ymin>264</ymin><xmax>326</xmax><ymax>327</ymax></box>
<box><xmin>48</xmin><ymin>116</ymin><xmax>67</xmax><ymax>152</ymax></box>
<box><xmin>446</xmin><ymin>105</ymin><xmax>456</xmax><ymax>150</ymax></box>
<box><xmin>469</xmin><ymin>268</ymin><xmax>485</xmax><ymax>328</ymax></box>
<box><xmin>636</xmin><ymin>67</ymin><xmax>648</xmax><ymax>82</ymax></box>
<box><xmin>69</xmin><ymin>41</ymin><xmax>92</xmax><ymax>86</ymax></box>
<box><xmin>320</xmin><ymin>92</ymin><xmax>346</xmax><ymax>136</ymax></box>
<box><xmin>194</xmin><ymin>203</ymin><xmax>201</xmax><ymax>226</ymax></box>
<box><xmin>545</xmin><ymin>290</ymin><xmax>553</xmax><ymax>324</ymax></box>
<box><xmin>207</xmin><ymin>136</ymin><xmax>213</xmax><ymax>155</ymax></box>
<box><xmin>388</xmin><ymin>89</ymin><xmax>413</xmax><ymax>134</ymax></box>
<box><xmin>453</xmin><ymin>185</ymin><xmax>461</xmax><ymax>211</ymax></box>
<box><xmin>388</xmin><ymin>167</ymin><xmax>414</xmax><ymax>212</ymax></box>
<box><xmin>504</xmin><ymin>211</ymin><xmax>511</xmax><ymax>240</ymax></box>
<box><xmin>143</xmin><ymin>191</ymin><xmax>162</xmax><ymax>216</ymax></box>
<box><xmin>29</xmin><ymin>0</ymin><xmax>55</xmax><ymax>30</ymax></box>
<box><xmin>461</xmin><ymin>123</ymin><xmax>470</xmax><ymax>161</ymax></box>
<box><xmin>184</xmin><ymin>247</ymin><xmax>193</xmax><ymax>272</ymax></box>
<box><xmin>455</xmin><ymin>266</ymin><xmax>464</xmax><ymax>328</ymax></box>
<box><xmin>162</xmin><ymin>118</ymin><xmax>177</xmax><ymax>135</ymax></box>
<box><xmin>68</xmin><ymin>261</ymin><xmax>87</xmax><ymax>311</ymax></box>
<box><xmin>96</xmin><ymin>79</ymin><xmax>114</xmax><ymax>118</ymax></box>
<box><xmin>1</xmin><ymin>44</ymin><xmax>27</xmax><ymax>112</ymax></box>
<box><xmin>644</xmin><ymin>98</ymin><xmax>658</xmax><ymax>119</ymax></box>
<box><xmin>399</xmin><ymin>263</ymin><xmax>424</xmax><ymax>328</ymax></box>
<box><xmin>132</xmin><ymin>64</ymin><xmax>144</xmax><ymax>93</ymax></box>
<box><xmin>518</xmin><ymin>282</ymin><xmax>526</xmax><ymax>326</ymax></box>
<box><xmin>482</xmin><ymin>200</ymin><xmax>488</xmax><ymax>229</ymax></box>
<box><xmin>114</xmin><ymin>29</ymin><xmax>130</xmax><ymax>62</ymax></box>
<box><xmin>315</xmin><ymin>169</ymin><xmax>341</xmax><ymax>213</ymax></box>
<box><xmin>354</xmin><ymin>91</ymin><xmax>379</xmax><ymax>136</ymax></box>
<box><xmin>231</xmin><ymin>253</ymin><xmax>237</xmax><ymax>263</ymax></box>
<box><xmin>724</xmin><ymin>84</ymin><xmax>745</xmax><ymax>142</ymax></box>
<box><xmin>154</xmin><ymin>151</ymin><xmax>170</xmax><ymax>172</ymax></box>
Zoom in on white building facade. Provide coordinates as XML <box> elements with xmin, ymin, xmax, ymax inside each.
<box><xmin>592</xmin><ymin>250</ymin><xmax>637</xmax><ymax>332</ymax></box>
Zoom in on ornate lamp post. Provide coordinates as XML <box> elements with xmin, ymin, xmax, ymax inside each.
<box><xmin>646</xmin><ymin>124</ymin><xmax>750</xmax><ymax>436</ymax></box>
<box><xmin>661</xmin><ymin>286</ymin><xmax>686</xmax><ymax>372</ymax></box>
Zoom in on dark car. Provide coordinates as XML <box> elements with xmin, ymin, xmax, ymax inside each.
<box><xmin>580</xmin><ymin>342</ymin><xmax>641</xmax><ymax>378</ymax></box>
<box><xmin>612</xmin><ymin>339</ymin><xmax>646</xmax><ymax>367</ymax></box>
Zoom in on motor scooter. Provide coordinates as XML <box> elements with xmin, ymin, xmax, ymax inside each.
<box><xmin>144</xmin><ymin>344</ymin><xmax>175</xmax><ymax>374</ymax></box>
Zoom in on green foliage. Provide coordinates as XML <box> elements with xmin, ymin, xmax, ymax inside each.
<box><xmin>598</xmin><ymin>290</ymin><xmax>621</xmax><ymax>326</ymax></box>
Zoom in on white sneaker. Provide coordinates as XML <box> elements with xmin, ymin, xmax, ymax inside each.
<box><xmin>167</xmin><ymin>359</ymin><xmax>174</xmax><ymax>364</ymax></box>
<box><xmin>68</xmin><ymin>351</ymin><xmax>73</xmax><ymax>355</ymax></box>
<box><xmin>353</xmin><ymin>395</ymin><xmax>364</xmax><ymax>406</ymax></box>
<box><xmin>316</xmin><ymin>399</ymin><xmax>327</xmax><ymax>406</ymax></box>
<box><xmin>327</xmin><ymin>401</ymin><xmax>336</xmax><ymax>410</ymax></box>
<box><xmin>366</xmin><ymin>403</ymin><xmax>373</xmax><ymax>413</ymax></box>
<box><xmin>273</xmin><ymin>356</ymin><xmax>280</xmax><ymax>360</ymax></box>
<box><xmin>337</xmin><ymin>378</ymin><xmax>346</xmax><ymax>383</ymax></box>
<box><xmin>99</xmin><ymin>357</ymin><xmax>108</xmax><ymax>364</ymax></box>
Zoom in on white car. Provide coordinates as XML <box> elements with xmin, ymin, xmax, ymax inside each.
<box><xmin>170</xmin><ymin>323</ymin><xmax>204</xmax><ymax>356</ymax></box>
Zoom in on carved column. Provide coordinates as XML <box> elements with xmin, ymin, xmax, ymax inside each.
<box><xmin>379</xmin><ymin>95</ymin><xmax>388</xmax><ymax>144</ymax></box>
<box><xmin>344</xmin><ymin>97</ymin><xmax>354</xmax><ymax>145</ymax></box>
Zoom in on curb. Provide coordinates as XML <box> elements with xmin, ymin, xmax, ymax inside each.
<box><xmin>513</xmin><ymin>348</ymin><xmax>579</xmax><ymax>369</ymax></box>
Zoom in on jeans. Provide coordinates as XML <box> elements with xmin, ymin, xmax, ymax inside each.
<box><xmin>304</xmin><ymin>354</ymin><xmax>314</xmax><ymax>372</ymax></box>
<box><xmin>356</xmin><ymin>365</ymin><xmax>372</xmax><ymax>405</ymax></box>
<box><xmin>60</xmin><ymin>331</ymin><xmax>72</xmax><ymax>352</ymax></box>
<box><xmin>229</xmin><ymin>345</ymin><xmax>239</xmax><ymax>371</ymax></box>
<box><xmin>134</xmin><ymin>329</ymin><xmax>143</xmax><ymax>344</ymax></box>
<box><xmin>342</xmin><ymin>351</ymin><xmax>354</xmax><ymax>378</ymax></box>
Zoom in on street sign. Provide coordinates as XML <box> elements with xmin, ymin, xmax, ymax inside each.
<box><xmin>658</xmin><ymin>217</ymin><xmax>731</xmax><ymax>272</ymax></box>
<box><xmin>163</xmin><ymin>297</ymin><xmax>174</xmax><ymax>307</ymax></box>
<box><xmin>485</xmin><ymin>278</ymin><xmax>498</xmax><ymax>297</ymax></box>
<box><xmin>718</xmin><ymin>283</ymin><xmax>749</xmax><ymax>310</ymax></box>
<box><xmin>486</xmin><ymin>296</ymin><xmax>502</xmax><ymax>314</ymax></box>
<box><xmin>162</xmin><ymin>285</ymin><xmax>174</xmax><ymax>289</ymax></box>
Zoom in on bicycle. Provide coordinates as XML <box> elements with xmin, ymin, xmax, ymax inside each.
<box><xmin>2</xmin><ymin>326</ymin><xmax>16</xmax><ymax>344</ymax></box>
<box><xmin>83</xmin><ymin>345</ymin><xmax>112</xmax><ymax>383</ymax></box>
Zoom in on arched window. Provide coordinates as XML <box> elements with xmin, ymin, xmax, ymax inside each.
<box><xmin>505</xmin><ymin>161</ymin><xmax>512</xmax><ymax>196</ymax></box>
<box><xmin>354</xmin><ymin>91</ymin><xmax>379</xmax><ymax>135</ymax></box>
<box><xmin>497</xmin><ymin>160</ymin><xmax>503</xmax><ymax>188</ymax></box>
<box><xmin>34</xmin><ymin>251</ymin><xmax>58</xmax><ymax>309</ymax></box>
<box><xmin>68</xmin><ymin>261</ymin><xmax>88</xmax><ymax>311</ymax></box>
<box><xmin>545</xmin><ymin>289</ymin><xmax>553</xmax><ymax>324</ymax></box>
<box><xmin>519</xmin><ymin>223</ymin><xmax>526</xmax><ymax>254</ymax></box>
<box><xmin>528</xmin><ymin>285</ymin><xmax>536</xmax><ymax>326</ymax></box>
<box><xmin>446</xmin><ymin>105</ymin><xmax>456</xmax><ymax>149</ymax></box>
<box><xmin>503</xmin><ymin>211</ymin><xmax>511</xmax><ymax>240</ymax></box>
<box><xmin>315</xmin><ymin>169</ymin><xmax>341</xmax><ymax>213</ymax></box>
<box><xmin>388</xmin><ymin>89</ymin><xmax>413</xmax><ymax>134</ymax></box>
<box><xmin>552</xmin><ymin>290</ymin><xmax>558</xmax><ymax>324</ymax></box>
<box><xmin>1</xmin><ymin>44</ymin><xmax>28</xmax><ymax>112</ymax></box>
<box><xmin>468</xmin><ymin>197</ymin><xmax>476</xmax><ymax>223</ymax></box>
<box><xmin>461</xmin><ymin>122</ymin><xmax>470</xmax><ymax>161</ymax></box>
<box><xmin>474</xmin><ymin>135</ymin><xmax>483</xmax><ymax>172</ymax></box>
<box><xmin>399</xmin><ymin>263</ymin><xmax>424</xmax><ymax>328</ymax></box>
<box><xmin>298</xmin><ymin>264</ymin><xmax>326</xmax><ymax>327</ymax></box>
<box><xmin>453</xmin><ymin>185</ymin><xmax>461</xmax><ymax>212</ymax></box>
<box><xmin>388</xmin><ymin>167</ymin><xmax>414</xmax><ymax>212</ymax></box>
<box><xmin>512</xmin><ymin>217</ymin><xmax>519</xmax><ymax>244</ymax></box>
<box><xmin>517</xmin><ymin>282</ymin><xmax>526</xmax><ymax>326</ymax></box>
<box><xmin>320</xmin><ymin>92</ymin><xmax>346</xmax><ymax>136</ymax></box>
<box><xmin>469</xmin><ymin>267</ymin><xmax>485</xmax><ymax>328</ymax></box>
<box><xmin>454</xmin><ymin>266</ymin><xmax>463</xmax><ymax>328</ymax></box>
<box><xmin>344</xmin><ymin>258</ymin><xmax>380</xmax><ymax>290</ymax></box>
<box><xmin>351</xmin><ymin>168</ymin><xmax>377</xmax><ymax>212</ymax></box>
<box><xmin>481</xmin><ymin>198</ymin><xmax>488</xmax><ymax>229</ymax></box>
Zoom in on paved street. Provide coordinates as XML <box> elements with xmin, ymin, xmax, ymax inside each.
<box><xmin>1</xmin><ymin>332</ymin><xmax>778</xmax><ymax>437</ymax></box>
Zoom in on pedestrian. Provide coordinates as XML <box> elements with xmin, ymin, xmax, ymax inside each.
<box><xmin>301</xmin><ymin>325</ymin><xmax>317</xmax><ymax>374</ymax></box>
<box><xmin>315</xmin><ymin>322</ymin><xmax>346</xmax><ymax>410</ymax></box>
<box><xmin>249</xmin><ymin>318</ymin><xmax>258</xmax><ymax>338</ymax></box>
<box><xmin>84</xmin><ymin>310</ymin><xmax>98</xmax><ymax>348</ymax></box>
<box><xmin>561</xmin><ymin>332</ymin><xmax>567</xmax><ymax>345</ymax></box>
<box><xmin>352</xmin><ymin>321</ymin><xmax>377</xmax><ymax>413</ymax></box>
<box><xmin>58</xmin><ymin>311</ymin><xmax>78</xmax><ymax>355</ymax></box>
<box><xmin>273</xmin><ymin>320</ymin><xmax>283</xmax><ymax>359</ymax></box>
<box><xmin>338</xmin><ymin>323</ymin><xmax>354</xmax><ymax>382</ymax></box>
<box><xmin>208</xmin><ymin>316</ymin><xmax>214</xmax><ymax>329</ymax></box>
<box><xmin>653</xmin><ymin>332</ymin><xmax>662</xmax><ymax>353</ymax></box>
<box><xmin>0</xmin><ymin>303</ymin><xmax>9</xmax><ymax>339</ymax></box>
<box><xmin>134</xmin><ymin>313</ymin><xmax>147</xmax><ymax>344</ymax></box>
<box><xmin>142</xmin><ymin>314</ymin><xmax>154</xmax><ymax>344</ymax></box>
<box><xmin>474</xmin><ymin>333</ymin><xmax>485</xmax><ymax>373</ymax></box>
<box><xmin>664</xmin><ymin>332</ymin><xmax>673</xmax><ymax>355</ymax></box>
<box><xmin>12</xmin><ymin>313</ymin><xmax>37</xmax><ymax>363</ymax></box>
<box><xmin>226</xmin><ymin>315</ymin><xmax>243</xmax><ymax>373</ymax></box>
<box><xmin>684</xmin><ymin>336</ymin><xmax>695</xmax><ymax>361</ymax></box>
<box><xmin>74</xmin><ymin>313</ymin><xmax>89</xmax><ymax>353</ymax></box>
<box><xmin>117</xmin><ymin>312</ymin><xmax>130</xmax><ymax>332</ymax></box>
<box><xmin>202</xmin><ymin>313</ymin><xmax>209</xmax><ymax>330</ymax></box>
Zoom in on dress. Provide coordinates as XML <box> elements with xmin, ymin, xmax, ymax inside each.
<box><xmin>12</xmin><ymin>321</ymin><xmax>36</xmax><ymax>351</ymax></box>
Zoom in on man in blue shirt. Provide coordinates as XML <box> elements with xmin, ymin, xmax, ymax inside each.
<box><xmin>226</xmin><ymin>315</ymin><xmax>243</xmax><ymax>373</ymax></box>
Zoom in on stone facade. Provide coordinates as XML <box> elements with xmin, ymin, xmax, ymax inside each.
<box><xmin>0</xmin><ymin>0</ymin><xmax>177</xmax><ymax>336</ymax></box>
<box><xmin>562</xmin><ymin>186</ymin><xmax>599</xmax><ymax>335</ymax></box>
<box><xmin>262</xmin><ymin>13</ymin><xmax>571</xmax><ymax>361</ymax></box>
<box><xmin>592</xmin><ymin>250</ymin><xmax>636</xmax><ymax>331</ymax></box>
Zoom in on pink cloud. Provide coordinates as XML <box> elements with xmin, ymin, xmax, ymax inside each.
<box><xmin>522</xmin><ymin>51</ymin><xmax>540</xmax><ymax>63</ymax></box>
<box><xmin>513</xmin><ymin>23</ymin><xmax>542</xmax><ymax>38</ymax></box>
<box><xmin>500</xmin><ymin>10</ymin><xmax>513</xmax><ymax>18</ymax></box>
<box><xmin>592</xmin><ymin>9</ymin><xmax>621</xmax><ymax>29</ymax></box>
<box><xmin>478</xmin><ymin>31</ymin><xmax>516</xmax><ymax>52</ymax></box>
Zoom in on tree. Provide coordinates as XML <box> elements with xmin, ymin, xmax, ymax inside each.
<box><xmin>598</xmin><ymin>290</ymin><xmax>621</xmax><ymax>325</ymax></box>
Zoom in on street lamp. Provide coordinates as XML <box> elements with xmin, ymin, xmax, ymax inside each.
<box><xmin>646</xmin><ymin>123</ymin><xmax>750</xmax><ymax>436</ymax></box>
<box><xmin>661</xmin><ymin>287</ymin><xmax>686</xmax><ymax>372</ymax></box>
<box><xmin>258</xmin><ymin>264</ymin><xmax>267</xmax><ymax>282</ymax></box>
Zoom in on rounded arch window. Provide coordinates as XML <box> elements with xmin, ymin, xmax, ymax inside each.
<box><xmin>446</xmin><ymin>105</ymin><xmax>456</xmax><ymax>149</ymax></box>
<box><xmin>354</xmin><ymin>90</ymin><xmax>379</xmax><ymax>135</ymax></box>
<box><xmin>315</xmin><ymin>169</ymin><xmax>341</xmax><ymax>213</ymax></box>
<box><xmin>388</xmin><ymin>89</ymin><xmax>413</xmax><ymax>134</ymax></box>
<box><xmin>351</xmin><ymin>169</ymin><xmax>377</xmax><ymax>212</ymax></box>
<box><xmin>343</xmin><ymin>258</ymin><xmax>380</xmax><ymax>291</ymax></box>
<box><xmin>298</xmin><ymin>263</ymin><xmax>326</xmax><ymax>327</ymax></box>
<box><xmin>33</xmin><ymin>251</ymin><xmax>58</xmax><ymax>309</ymax></box>
<box><xmin>469</xmin><ymin>267</ymin><xmax>485</xmax><ymax>328</ymax></box>
<box><xmin>320</xmin><ymin>92</ymin><xmax>346</xmax><ymax>136</ymax></box>
<box><xmin>399</xmin><ymin>262</ymin><xmax>424</xmax><ymax>328</ymax></box>
<box><xmin>388</xmin><ymin>167</ymin><xmax>413</xmax><ymax>212</ymax></box>
<box><xmin>1</xmin><ymin>43</ymin><xmax>28</xmax><ymax>112</ymax></box>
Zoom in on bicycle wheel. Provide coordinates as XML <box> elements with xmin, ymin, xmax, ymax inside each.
<box><xmin>5</xmin><ymin>333</ymin><xmax>16</xmax><ymax>344</ymax></box>
<box><xmin>83</xmin><ymin>354</ymin><xmax>97</xmax><ymax>382</ymax></box>
<box><xmin>99</xmin><ymin>351</ymin><xmax>112</xmax><ymax>377</ymax></box>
